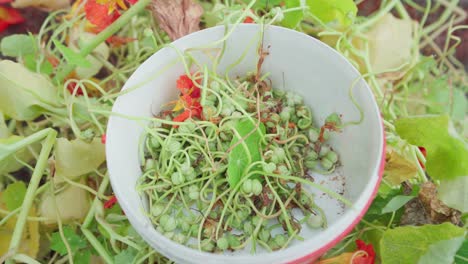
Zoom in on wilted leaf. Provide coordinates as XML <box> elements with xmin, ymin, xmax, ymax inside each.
<box><xmin>395</xmin><ymin>115</ymin><xmax>468</xmax><ymax>180</ymax></box>
<box><xmin>366</xmin><ymin>14</ymin><xmax>414</xmax><ymax>73</ymax></box>
<box><xmin>39</xmin><ymin>183</ymin><xmax>90</xmax><ymax>225</ymax></box>
<box><xmin>0</xmin><ymin>60</ymin><xmax>59</xmax><ymax>120</ymax></box>
<box><xmin>0</xmin><ymin>193</ymin><xmax>40</xmax><ymax>258</ymax></box>
<box><xmin>384</xmin><ymin>148</ymin><xmax>419</xmax><ymax>185</ymax></box>
<box><xmin>380</xmin><ymin>223</ymin><xmax>466</xmax><ymax>264</ymax></box>
<box><xmin>438</xmin><ymin>176</ymin><xmax>468</xmax><ymax>213</ymax></box>
<box><xmin>12</xmin><ymin>0</ymin><xmax>70</xmax><ymax>11</ymax></box>
<box><xmin>69</xmin><ymin>30</ymin><xmax>110</xmax><ymax>79</ymax></box>
<box><xmin>151</xmin><ymin>0</ymin><xmax>203</xmax><ymax>40</ymax></box>
<box><xmin>418</xmin><ymin>182</ymin><xmax>462</xmax><ymax>223</ymax></box>
<box><xmin>54</xmin><ymin>137</ymin><xmax>106</xmax><ymax>180</ymax></box>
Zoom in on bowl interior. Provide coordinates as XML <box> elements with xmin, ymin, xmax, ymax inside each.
<box><xmin>106</xmin><ymin>24</ymin><xmax>384</xmax><ymax>264</ymax></box>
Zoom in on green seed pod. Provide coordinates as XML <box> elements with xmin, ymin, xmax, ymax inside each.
<box><xmin>174</xmin><ymin>233</ymin><xmax>186</xmax><ymax>244</ymax></box>
<box><xmin>325</xmin><ymin>112</ymin><xmax>342</xmax><ymax>126</ymax></box>
<box><xmin>306</xmin><ymin>150</ymin><xmax>319</xmax><ymax>161</ymax></box>
<box><xmin>164</xmin><ymin>231</ymin><xmax>175</xmax><ymax>240</ymax></box>
<box><xmin>322</xmin><ymin>129</ymin><xmax>330</xmax><ymax>141</ymax></box>
<box><xmin>280</xmin><ymin>109</ymin><xmax>291</xmax><ymax>121</ymax></box>
<box><xmin>210</xmin><ymin>81</ymin><xmax>220</xmax><ymax>91</ymax></box>
<box><xmin>179</xmin><ymin>122</ymin><xmax>197</xmax><ymax>134</ymax></box>
<box><xmin>326</xmin><ymin>151</ymin><xmax>338</xmax><ymax>164</ymax></box>
<box><xmin>201</xmin><ymin>239</ymin><xmax>215</xmax><ymax>252</ymax></box>
<box><xmin>307</xmin><ymin>213</ymin><xmax>324</xmax><ymax>228</ymax></box>
<box><xmin>230</xmin><ymin>217</ymin><xmax>242</xmax><ymax>229</ymax></box>
<box><xmin>259</xmin><ymin>229</ymin><xmax>271</xmax><ymax>242</ymax></box>
<box><xmin>273</xmin><ymin>89</ymin><xmax>286</xmax><ymax>97</ymax></box>
<box><xmin>149</xmin><ymin>136</ymin><xmax>160</xmax><ymax>149</ymax></box>
<box><xmin>159</xmin><ymin>214</ymin><xmax>170</xmax><ymax>226</ymax></box>
<box><xmin>171</xmin><ymin>172</ymin><xmax>185</xmax><ymax>185</ymax></box>
<box><xmin>168</xmin><ymin>140</ymin><xmax>181</xmax><ymax>152</ymax></box>
<box><xmin>156</xmin><ymin>225</ymin><xmax>165</xmax><ymax>234</ymax></box>
<box><xmin>221</xmin><ymin>104</ymin><xmax>235</xmax><ymax>116</ymax></box>
<box><xmin>151</xmin><ymin>204</ymin><xmax>165</xmax><ymax>217</ymax></box>
<box><xmin>185</xmin><ymin>170</ymin><xmax>197</xmax><ymax>181</ymax></box>
<box><xmin>299</xmin><ymin>193</ymin><xmax>312</xmax><ymax>207</ymax></box>
<box><xmin>242</xmin><ymin>179</ymin><xmax>253</xmax><ymax>194</ymax></box>
<box><xmin>217</xmin><ymin>236</ymin><xmax>229</xmax><ymax>251</ymax></box>
<box><xmin>189</xmin><ymin>224</ymin><xmax>198</xmax><ymax>235</ymax></box>
<box><xmin>266</xmin><ymin>121</ymin><xmax>275</xmax><ymax>128</ymax></box>
<box><xmin>145</xmin><ymin>159</ymin><xmax>155</xmax><ymax>171</ymax></box>
<box><xmin>305</xmin><ymin>160</ymin><xmax>318</xmax><ymax>170</ymax></box>
<box><xmin>189</xmin><ymin>190</ymin><xmax>199</xmax><ymax>200</ymax></box>
<box><xmin>243</xmin><ymin>221</ymin><xmax>253</xmax><ymax>235</ymax></box>
<box><xmin>163</xmin><ymin>216</ymin><xmax>177</xmax><ymax>232</ymax></box>
<box><xmin>270</xmin><ymin>113</ymin><xmax>281</xmax><ymax>123</ymax></box>
<box><xmin>277</xmin><ymin>165</ymin><xmax>290</xmax><ymax>176</ymax></box>
<box><xmin>237</xmin><ymin>210</ymin><xmax>250</xmax><ymax>221</ymax></box>
<box><xmin>274</xmin><ymin>234</ymin><xmax>287</xmax><ymax>247</ymax></box>
<box><xmin>321</xmin><ymin>158</ymin><xmax>334</xmax><ymax>170</ymax></box>
<box><xmin>293</xmin><ymin>94</ymin><xmax>303</xmax><ymax>105</ymax></box>
<box><xmin>319</xmin><ymin>145</ymin><xmax>331</xmax><ymax>157</ymax></box>
<box><xmin>180</xmin><ymin>221</ymin><xmax>190</xmax><ymax>233</ymax></box>
<box><xmin>308</xmin><ymin>128</ymin><xmax>320</xmax><ymax>142</ymax></box>
<box><xmin>209</xmin><ymin>211</ymin><xmax>218</xmax><ymax>219</ymax></box>
<box><xmin>297</xmin><ymin>118</ymin><xmax>312</xmax><ymax>129</ymax></box>
<box><xmin>251</xmin><ymin>179</ymin><xmax>263</xmax><ymax>196</ymax></box>
<box><xmin>228</xmin><ymin>235</ymin><xmax>241</xmax><ymax>248</ymax></box>
<box><xmin>263</xmin><ymin>162</ymin><xmax>276</xmax><ymax>174</ymax></box>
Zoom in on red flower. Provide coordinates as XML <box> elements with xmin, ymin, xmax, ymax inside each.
<box><xmin>176</xmin><ymin>74</ymin><xmax>201</xmax><ymax>98</ymax></box>
<box><xmin>354</xmin><ymin>240</ymin><xmax>376</xmax><ymax>264</ymax></box>
<box><xmin>67</xmin><ymin>81</ymin><xmax>84</xmax><ymax>96</ymax></box>
<box><xmin>84</xmin><ymin>0</ymin><xmax>138</xmax><ymax>33</ymax></box>
<box><xmin>104</xmin><ymin>195</ymin><xmax>118</xmax><ymax>209</ymax></box>
<box><xmin>243</xmin><ymin>16</ymin><xmax>254</xmax><ymax>23</ymax></box>
<box><xmin>172</xmin><ymin>74</ymin><xmax>203</xmax><ymax>124</ymax></box>
<box><xmin>0</xmin><ymin>5</ymin><xmax>24</xmax><ymax>33</ymax></box>
<box><xmin>101</xmin><ymin>134</ymin><xmax>107</xmax><ymax>144</ymax></box>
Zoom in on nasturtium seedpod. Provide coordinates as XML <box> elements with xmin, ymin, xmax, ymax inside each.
<box><xmin>162</xmin><ymin>216</ymin><xmax>177</xmax><ymax>232</ymax></box>
<box><xmin>305</xmin><ymin>160</ymin><xmax>318</xmax><ymax>170</ymax></box>
<box><xmin>307</xmin><ymin>213</ymin><xmax>324</xmax><ymax>229</ymax></box>
<box><xmin>263</xmin><ymin>162</ymin><xmax>276</xmax><ymax>174</ymax></box>
<box><xmin>297</xmin><ymin>118</ymin><xmax>312</xmax><ymax>129</ymax></box>
<box><xmin>167</xmin><ymin>140</ymin><xmax>181</xmax><ymax>152</ymax></box>
<box><xmin>164</xmin><ymin>231</ymin><xmax>175</xmax><ymax>239</ymax></box>
<box><xmin>319</xmin><ymin>145</ymin><xmax>331</xmax><ymax>157</ymax></box>
<box><xmin>259</xmin><ymin>229</ymin><xmax>271</xmax><ymax>242</ymax></box>
<box><xmin>325</xmin><ymin>112</ymin><xmax>342</xmax><ymax>126</ymax></box>
<box><xmin>171</xmin><ymin>172</ymin><xmax>185</xmax><ymax>185</ymax></box>
<box><xmin>270</xmin><ymin>113</ymin><xmax>280</xmax><ymax>123</ymax></box>
<box><xmin>274</xmin><ymin>234</ymin><xmax>287</xmax><ymax>247</ymax></box>
<box><xmin>308</xmin><ymin>128</ymin><xmax>320</xmax><ymax>142</ymax></box>
<box><xmin>300</xmin><ymin>193</ymin><xmax>312</xmax><ymax>207</ymax></box>
<box><xmin>179</xmin><ymin>122</ymin><xmax>196</xmax><ymax>134</ymax></box>
<box><xmin>322</xmin><ymin>129</ymin><xmax>330</xmax><ymax>141</ymax></box>
<box><xmin>277</xmin><ymin>165</ymin><xmax>290</xmax><ymax>176</ymax></box>
<box><xmin>325</xmin><ymin>151</ymin><xmax>338</xmax><ymax>164</ymax></box>
<box><xmin>228</xmin><ymin>235</ymin><xmax>241</xmax><ymax>248</ymax></box>
<box><xmin>180</xmin><ymin>221</ymin><xmax>190</xmax><ymax>233</ymax></box>
<box><xmin>252</xmin><ymin>179</ymin><xmax>263</xmax><ymax>195</ymax></box>
<box><xmin>145</xmin><ymin>159</ymin><xmax>155</xmax><ymax>171</ymax></box>
<box><xmin>217</xmin><ymin>236</ymin><xmax>229</xmax><ymax>250</ymax></box>
<box><xmin>151</xmin><ymin>203</ymin><xmax>165</xmax><ymax>217</ymax></box>
<box><xmin>243</xmin><ymin>221</ymin><xmax>253</xmax><ymax>235</ymax></box>
<box><xmin>280</xmin><ymin>109</ymin><xmax>291</xmax><ymax>121</ymax></box>
<box><xmin>321</xmin><ymin>158</ymin><xmax>334</xmax><ymax>170</ymax></box>
<box><xmin>242</xmin><ymin>179</ymin><xmax>253</xmax><ymax>194</ymax></box>
<box><xmin>149</xmin><ymin>136</ymin><xmax>160</xmax><ymax>149</ymax></box>
<box><xmin>306</xmin><ymin>150</ymin><xmax>319</xmax><ymax>161</ymax></box>
<box><xmin>174</xmin><ymin>233</ymin><xmax>186</xmax><ymax>244</ymax></box>
<box><xmin>201</xmin><ymin>239</ymin><xmax>215</xmax><ymax>252</ymax></box>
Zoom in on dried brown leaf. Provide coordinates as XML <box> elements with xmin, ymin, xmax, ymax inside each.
<box><xmin>151</xmin><ymin>0</ymin><xmax>203</xmax><ymax>41</ymax></box>
<box><xmin>418</xmin><ymin>182</ymin><xmax>461</xmax><ymax>224</ymax></box>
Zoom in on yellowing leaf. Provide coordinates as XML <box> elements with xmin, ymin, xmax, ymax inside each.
<box><xmin>39</xmin><ymin>183</ymin><xmax>91</xmax><ymax>225</ymax></box>
<box><xmin>0</xmin><ymin>60</ymin><xmax>59</xmax><ymax>121</ymax></box>
<box><xmin>0</xmin><ymin>193</ymin><xmax>40</xmax><ymax>258</ymax></box>
<box><xmin>54</xmin><ymin>137</ymin><xmax>106</xmax><ymax>180</ymax></box>
<box><xmin>0</xmin><ymin>136</ymin><xmax>35</xmax><ymax>175</ymax></box>
<box><xmin>384</xmin><ymin>148</ymin><xmax>418</xmax><ymax>185</ymax></box>
<box><xmin>366</xmin><ymin>14</ymin><xmax>415</xmax><ymax>73</ymax></box>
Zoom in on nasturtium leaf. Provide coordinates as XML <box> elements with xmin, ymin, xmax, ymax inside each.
<box><xmin>281</xmin><ymin>0</ymin><xmax>303</xmax><ymax>28</ymax></box>
<box><xmin>0</xmin><ymin>196</ymin><xmax>39</xmax><ymax>258</ymax></box>
<box><xmin>395</xmin><ymin>115</ymin><xmax>468</xmax><ymax>180</ymax></box>
<box><xmin>455</xmin><ymin>239</ymin><xmax>468</xmax><ymax>264</ymax></box>
<box><xmin>115</xmin><ymin>247</ymin><xmax>137</xmax><ymax>264</ymax></box>
<box><xmin>380</xmin><ymin>223</ymin><xmax>466</xmax><ymax>264</ymax></box>
<box><xmin>438</xmin><ymin>176</ymin><xmax>468</xmax><ymax>213</ymax></box>
<box><xmin>2</xmin><ymin>181</ymin><xmax>27</xmax><ymax>211</ymax></box>
<box><xmin>53</xmin><ymin>39</ymin><xmax>92</xmax><ymax>68</ymax></box>
<box><xmin>0</xmin><ymin>60</ymin><xmax>59</xmax><ymax>121</ymax></box>
<box><xmin>384</xmin><ymin>147</ymin><xmax>418</xmax><ymax>185</ymax></box>
<box><xmin>0</xmin><ymin>135</ymin><xmax>35</xmax><ymax>175</ymax></box>
<box><xmin>74</xmin><ymin>250</ymin><xmax>91</xmax><ymax>264</ymax></box>
<box><xmin>54</xmin><ymin>137</ymin><xmax>106</xmax><ymax>180</ymax></box>
<box><xmin>0</xmin><ymin>34</ymin><xmax>36</xmax><ymax>57</ymax></box>
<box><xmin>427</xmin><ymin>87</ymin><xmax>467</xmax><ymax>121</ymax></box>
<box><xmin>418</xmin><ymin>236</ymin><xmax>466</xmax><ymax>264</ymax></box>
<box><xmin>70</xmin><ymin>31</ymin><xmax>110</xmax><ymax>79</ymax></box>
<box><xmin>50</xmin><ymin>226</ymin><xmax>88</xmax><ymax>255</ymax></box>
<box><xmin>381</xmin><ymin>195</ymin><xmax>415</xmax><ymax>214</ymax></box>
<box><xmin>227</xmin><ymin>118</ymin><xmax>265</xmax><ymax>188</ymax></box>
<box><xmin>23</xmin><ymin>53</ymin><xmax>54</xmax><ymax>75</ymax></box>
<box><xmin>242</xmin><ymin>0</ymin><xmax>282</xmax><ymax>8</ymax></box>
<box><xmin>306</xmin><ymin>0</ymin><xmax>357</xmax><ymax>27</ymax></box>
<box><xmin>39</xmin><ymin>183</ymin><xmax>91</xmax><ymax>225</ymax></box>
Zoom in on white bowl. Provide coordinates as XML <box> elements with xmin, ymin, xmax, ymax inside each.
<box><xmin>106</xmin><ymin>24</ymin><xmax>385</xmax><ymax>264</ymax></box>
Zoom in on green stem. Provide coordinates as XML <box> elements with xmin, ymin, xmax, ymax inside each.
<box><xmin>81</xmin><ymin>228</ymin><xmax>113</xmax><ymax>264</ymax></box>
<box><xmin>7</xmin><ymin>129</ymin><xmax>56</xmax><ymax>259</ymax></box>
<box><xmin>55</xmin><ymin>0</ymin><xmax>152</xmax><ymax>82</ymax></box>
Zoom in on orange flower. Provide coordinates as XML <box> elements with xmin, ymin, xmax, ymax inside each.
<box><xmin>317</xmin><ymin>240</ymin><xmax>375</xmax><ymax>264</ymax></box>
<box><xmin>0</xmin><ymin>4</ymin><xmax>24</xmax><ymax>33</ymax></box>
<box><xmin>172</xmin><ymin>74</ymin><xmax>203</xmax><ymax>124</ymax></box>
